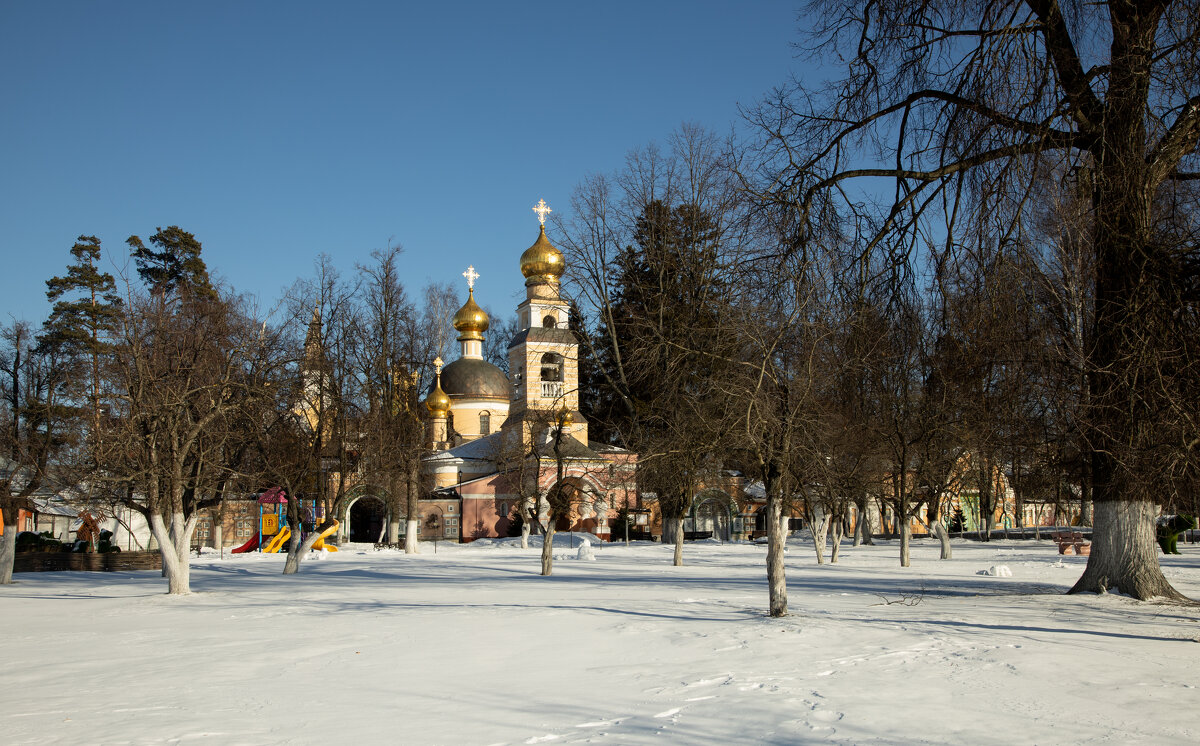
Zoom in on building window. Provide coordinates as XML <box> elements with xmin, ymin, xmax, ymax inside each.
<box><xmin>543</xmin><ymin>314</ymin><xmax>557</xmax><ymax>328</ymax></box>
<box><xmin>480</xmin><ymin>410</ymin><xmax>491</xmax><ymax>435</ymax></box>
<box><xmin>444</xmin><ymin>517</ymin><xmax>459</xmax><ymax>538</ymax></box>
<box><xmin>540</xmin><ymin>352</ymin><xmax>562</xmax><ymax>382</ymax></box>
<box><xmin>499</xmin><ymin>501</ymin><xmax>508</xmax><ymax>517</ymax></box>
<box><xmin>236</xmin><ymin>519</ymin><xmax>253</xmax><ymax>538</ymax></box>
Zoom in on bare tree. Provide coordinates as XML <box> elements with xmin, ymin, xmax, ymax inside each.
<box><xmin>0</xmin><ymin>321</ymin><xmax>77</xmax><ymax>583</ymax></box>
<box><xmin>747</xmin><ymin>0</ymin><xmax>1200</xmax><ymax>600</ymax></box>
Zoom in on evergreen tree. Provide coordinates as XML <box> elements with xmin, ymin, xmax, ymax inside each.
<box><xmin>126</xmin><ymin>226</ymin><xmax>216</xmax><ymax>299</ymax></box>
<box><xmin>39</xmin><ymin>235</ymin><xmax>122</xmax><ymax>453</ymax></box>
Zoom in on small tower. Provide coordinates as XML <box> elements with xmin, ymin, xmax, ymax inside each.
<box><xmin>424</xmin><ymin>357</ymin><xmax>452</xmax><ymax>450</ymax></box>
<box><xmin>504</xmin><ymin>199</ymin><xmax>588</xmax><ymax>445</ymax></box>
<box><xmin>434</xmin><ymin>266</ymin><xmax>511</xmax><ymax>444</ymax></box>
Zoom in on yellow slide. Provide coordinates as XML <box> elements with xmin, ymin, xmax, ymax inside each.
<box><xmin>263</xmin><ymin>521</ymin><xmax>339</xmax><ymax>553</ymax></box>
<box><xmin>311</xmin><ymin>520</ymin><xmax>339</xmax><ymax>552</ymax></box>
<box><xmin>262</xmin><ymin>526</ymin><xmax>290</xmax><ymax>553</ymax></box>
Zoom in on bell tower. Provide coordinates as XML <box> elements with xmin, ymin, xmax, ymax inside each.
<box><xmin>503</xmin><ymin>200</ymin><xmax>588</xmax><ymax>445</ymax></box>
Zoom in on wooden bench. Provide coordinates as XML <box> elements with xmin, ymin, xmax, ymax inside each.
<box><xmin>1051</xmin><ymin>531</ymin><xmax>1091</xmax><ymax>556</ymax></box>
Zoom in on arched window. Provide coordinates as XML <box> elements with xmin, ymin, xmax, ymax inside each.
<box><xmin>540</xmin><ymin>353</ymin><xmax>562</xmax><ymax>382</ymax></box>
<box><xmin>499</xmin><ymin>501</ymin><xmax>508</xmax><ymax>517</ymax></box>
<box><xmin>542</xmin><ymin>314</ymin><xmax>557</xmax><ymax>328</ymax></box>
<box><xmin>479</xmin><ymin>410</ymin><xmax>491</xmax><ymax>436</ymax></box>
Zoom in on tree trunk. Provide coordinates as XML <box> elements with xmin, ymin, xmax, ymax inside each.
<box><xmin>519</xmin><ymin>498</ymin><xmax>532</xmax><ymax>549</ymax></box>
<box><xmin>812</xmin><ymin>510</ymin><xmax>831</xmax><ymax>565</ymax></box>
<box><xmin>672</xmin><ymin>514</ymin><xmax>685</xmax><ymax>567</ymax></box>
<box><xmin>829</xmin><ymin>513</ymin><xmax>843</xmax><ymax>564</ymax></box>
<box><xmin>404</xmin><ymin>468</ymin><xmax>420</xmax><ymax>553</ymax></box>
<box><xmin>765</xmin><ymin>467</ymin><xmax>787</xmax><ymax>617</ymax></box>
<box><xmin>1069</xmin><ymin>500</ymin><xmax>1186</xmax><ymax>601</ymax></box>
<box><xmin>0</xmin><ymin>521</ymin><xmax>16</xmax><ymax>584</ymax></box>
<box><xmin>283</xmin><ymin>521</ymin><xmax>329</xmax><ymax>575</ymax></box>
<box><xmin>858</xmin><ymin>498</ymin><xmax>874</xmax><ymax>545</ymax></box>
<box><xmin>150</xmin><ymin>513</ymin><xmax>191</xmax><ymax>595</ymax></box>
<box><xmin>213</xmin><ymin>523</ymin><xmax>223</xmax><ymax>554</ymax></box>
<box><xmin>387</xmin><ymin>517</ymin><xmax>400</xmax><ymax>545</ymax></box>
<box><xmin>540</xmin><ymin>524</ymin><xmax>555</xmax><ymax>576</ymax></box>
<box><xmin>932</xmin><ymin>520</ymin><xmax>952</xmax><ymax>560</ymax></box>
<box><xmin>899</xmin><ymin>517</ymin><xmax>912</xmax><ymax>568</ymax></box>
<box><xmin>406</xmin><ymin>519</ymin><xmax>421</xmax><ymax>553</ymax></box>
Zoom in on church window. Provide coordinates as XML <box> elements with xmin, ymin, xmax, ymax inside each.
<box><xmin>444</xmin><ymin>517</ymin><xmax>459</xmax><ymax>538</ymax></box>
<box><xmin>480</xmin><ymin>410</ymin><xmax>491</xmax><ymax>435</ymax></box>
<box><xmin>540</xmin><ymin>353</ymin><xmax>563</xmax><ymax>382</ymax></box>
<box><xmin>542</xmin><ymin>314</ymin><xmax>557</xmax><ymax>328</ymax></box>
<box><xmin>499</xmin><ymin>501</ymin><xmax>508</xmax><ymax>517</ymax></box>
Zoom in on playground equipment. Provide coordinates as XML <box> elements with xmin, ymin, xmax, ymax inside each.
<box><xmin>229</xmin><ymin>488</ymin><xmax>339</xmax><ymax>553</ymax></box>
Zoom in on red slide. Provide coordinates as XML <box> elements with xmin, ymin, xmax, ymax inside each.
<box><xmin>231</xmin><ymin>534</ymin><xmax>260</xmax><ymax>553</ymax></box>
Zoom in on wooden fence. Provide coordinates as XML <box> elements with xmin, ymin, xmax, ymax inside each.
<box><xmin>14</xmin><ymin>551</ymin><xmax>162</xmax><ymax>573</ymax></box>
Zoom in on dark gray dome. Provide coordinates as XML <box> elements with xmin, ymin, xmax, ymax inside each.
<box><xmin>438</xmin><ymin>357</ymin><xmax>510</xmax><ymax>400</ymax></box>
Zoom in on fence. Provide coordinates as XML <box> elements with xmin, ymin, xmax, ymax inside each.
<box><xmin>14</xmin><ymin>551</ymin><xmax>162</xmax><ymax>573</ymax></box>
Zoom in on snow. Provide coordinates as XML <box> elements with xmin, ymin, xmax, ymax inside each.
<box><xmin>3</xmin><ymin>537</ymin><xmax>1198</xmax><ymax>744</ymax></box>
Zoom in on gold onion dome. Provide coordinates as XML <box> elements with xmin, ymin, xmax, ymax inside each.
<box><xmin>520</xmin><ymin>225</ymin><xmax>565</xmax><ymax>282</ymax></box>
<box><xmin>452</xmin><ymin>288</ymin><xmax>489</xmax><ymax>337</ymax></box>
<box><xmin>424</xmin><ymin>379</ymin><xmax>451</xmax><ymax>417</ymax></box>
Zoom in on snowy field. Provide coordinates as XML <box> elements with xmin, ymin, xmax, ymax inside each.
<box><xmin>3</xmin><ymin>536</ymin><xmax>1198</xmax><ymax>745</ymax></box>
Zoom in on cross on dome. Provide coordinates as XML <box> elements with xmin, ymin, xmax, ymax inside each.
<box><xmin>532</xmin><ymin>199</ymin><xmax>552</xmax><ymax>225</ymax></box>
<box><xmin>462</xmin><ymin>265</ymin><xmax>480</xmax><ymax>289</ymax></box>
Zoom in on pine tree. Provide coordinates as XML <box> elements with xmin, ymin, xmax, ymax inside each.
<box><xmin>126</xmin><ymin>226</ymin><xmax>216</xmax><ymax>299</ymax></box>
<box><xmin>39</xmin><ymin>235</ymin><xmax>122</xmax><ymax>455</ymax></box>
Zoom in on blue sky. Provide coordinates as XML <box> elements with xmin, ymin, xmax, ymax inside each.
<box><xmin>1</xmin><ymin>1</ymin><xmax>803</xmax><ymax>327</ymax></box>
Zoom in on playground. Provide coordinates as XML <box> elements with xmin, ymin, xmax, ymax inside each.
<box><xmin>229</xmin><ymin>487</ymin><xmax>338</xmax><ymax>554</ymax></box>
<box><xmin>3</xmin><ymin>536</ymin><xmax>1198</xmax><ymax>744</ymax></box>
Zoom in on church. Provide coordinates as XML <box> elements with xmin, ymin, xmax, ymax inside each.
<box><xmin>418</xmin><ymin>201</ymin><xmax>638</xmax><ymax>542</ymax></box>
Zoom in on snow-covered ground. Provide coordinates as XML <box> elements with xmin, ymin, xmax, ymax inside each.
<box><xmin>4</xmin><ymin>536</ymin><xmax>1198</xmax><ymax>745</ymax></box>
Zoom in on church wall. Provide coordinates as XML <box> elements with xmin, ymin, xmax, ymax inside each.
<box><xmin>448</xmin><ymin>397</ymin><xmax>509</xmax><ymax>442</ymax></box>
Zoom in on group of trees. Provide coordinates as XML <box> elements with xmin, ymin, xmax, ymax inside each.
<box><xmin>0</xmin><ymin>230</ymin><xmax>457</xmax><ymax>592</ymax></box>
<box><xmin>2</xmin><ymin>2</ymin><xmax>1196</xmax><ymax>610</ymax></box>
<box><xmin>558</xmin><ymin>1</ymin><xmax>1199</xmax><ymax>610</ymax></box>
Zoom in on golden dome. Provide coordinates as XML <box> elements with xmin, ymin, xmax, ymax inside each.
<box><xmin>520</xmin><ymin>225</ymin><xmax>565</xmax><ymax>282</ymax></box>
<box><xmin>424</xmin><ymin>376</ymin><xmax>451</xmax><ymax>418</ymax></box>
<box><xmin>452</xmin><ymin>288</ymin><xmax>489</xmax><ymax>339</ymax></box>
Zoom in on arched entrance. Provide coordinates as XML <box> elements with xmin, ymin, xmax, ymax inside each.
<box><xmin>346</xmin><ymin>495</ymin><xmax>387</xmax><ymax>543</ymax></box>
<box><xmin>688</xmin><ymin>489</ymin><xmax>734</xmax><ymax>541</ymax></box>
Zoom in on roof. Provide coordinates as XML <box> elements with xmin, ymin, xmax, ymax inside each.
<box><xmin>438</xmin><ymin>357</ymin><xmax>510</xmax><ymax>400</ymax></box>
<box><xmin>535</xmin><ymin>436</ymin><xmax>603</xmax><ymax>461</ymax></box>
<box><xmin>31</xmin><ymin>498</ymin><xmax>78</xmax><ymax>517</ymax></box>
<box><xmin>424</xmin><ymin>431</ymin><xmax>506</xmax><ymax>464</ymax></box>
<box><xmin>506</xmin><ymin>327</ymin><xmax>578</xmax><ymax>350</ymax></box>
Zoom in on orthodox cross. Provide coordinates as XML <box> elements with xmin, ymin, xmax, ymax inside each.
<box><xmin>462</xmin><ymin>265</ymin><xmax>480</xmax><ymax>289</ymax></box>
<box><xmin>532</xmin><ymin>199</ymin><xmax>552</xmax><ymax>225</ymax></box>
<box><xmin>434</xmin><ymin>356</ymin><xmax>444</xmax><ymax>375</ymax></box>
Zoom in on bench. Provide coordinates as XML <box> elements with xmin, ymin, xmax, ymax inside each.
<box><xmin>1051</xmin><ymin>531</ymin><xmax>1091</xmax><ymax>556</ymax></box>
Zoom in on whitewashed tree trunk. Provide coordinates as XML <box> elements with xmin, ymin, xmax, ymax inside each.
<box><xmin>405</xmin><ymin>519</ymin><xmax>421</xmax><ymax>554</ymax></box>
<box><xmin>283</xmin><ymin>522</ymin><xmax>329</xmax><ymax>575</ymax></box>
<box><xmin>213</xmin><ymin>523</ymin><xmax>223</xmax><ymax>554</ymax></box>
<box><xmin>672</xmin><ymin>514</ymin><xmax>685</xmax><ymax>567</ymax></box>
<box><xmin>830</xmin><ymin>517</ymin><xmax>843</xmax><ymax>564</ymax></box>
<box><xmin>387</xmin><ymin>517</ymin><xmax>400</xmax><ymax>545</ymax></box>
<box><xmin>932</xmin><ymin>521</ymin><xmax>952</xmax><ymax>560</ymax></box>
<box><xmin>519</xmin><ymin>497</ymin><xmax>533</xmax><ymax>549</ymax></box>
<box><xmin>766</xmin><ymin>491</ymin><xmax>787</xmax><ymax>617</ymax></box>
<box><xmin>150</xmin><ymin>512</ymin><xmax>194</xmax><ymax>595</ymax></box>
<box><xmin>1069</xmin><ymin>500</ymin><xmax>1187</xmax><ymax>600</ymax></box>
<box><xmin>812</xmin><ymin>511</ymin><xmax>832</xmax><ymax>565</ymax></box>
<box><xmin>899</xmin><ymin>520</ymin><xmax>912</xmax><ymax>567</ymax></box>
<box><xmin>0</xmin><ymin>523</ymin><xmax>17</xmax><ymax>584</ymax></box>
<box><xmin>540</xmin><ymin>524</ymin><xmax>555</xmax><ymax>576</ymax></box>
